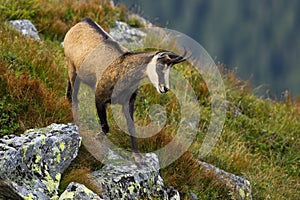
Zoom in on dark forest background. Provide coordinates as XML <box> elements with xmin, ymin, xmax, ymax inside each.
<box><xmin>119</xmin><ymin>0</ymin><xmax>300</xmax><ymax>98</ymax></box>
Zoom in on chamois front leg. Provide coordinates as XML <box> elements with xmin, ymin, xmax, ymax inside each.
<box><xmin>66</xmin><ymin>78</ymin><xmax>72</xmax><ymax>102</ymax></box>
<box><xmin>122</xmin><ymin>93</ymin><xmax>143</xmax><ymax>162</ymax></box>
<box><xmin>123</xmin><ymin>105</ymin><xmax>138</xmax><ymax>153</ymax></box>
<box><xmin>95</xmin><ymin>100</ymin><xmax>109</xmax><ymax>134</ymax></box>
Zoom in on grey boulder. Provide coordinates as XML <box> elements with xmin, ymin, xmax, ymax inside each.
<box><xmin>91</xmin><ymin>151</ymin><xmax>180</xmax><ymax>200</ymax></box>
<box><xmin>8</xmin><ymin>19</ymin><xmax>41</xmax><ymax>41</ymax></box>
<box><xmin>0</xmin><ymin>123</ymin><xmax>81</xmax><ymax>199</ymax></box>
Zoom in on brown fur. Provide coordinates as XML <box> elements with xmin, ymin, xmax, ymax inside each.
<box><xmin>94</xmin><ymin>52</ymin><xmax>155</xmax><ymax>104</ymax></box>
<box><xmin>64</xmin><ymin>17</ymin><xmax>128</xmax><ymax>94</ymax></box>
<box><xmin>64</xmin><ymin>17</ymin><xmax>185</xmax><ymax>156</ymax></box>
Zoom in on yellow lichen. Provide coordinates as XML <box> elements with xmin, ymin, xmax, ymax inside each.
<box><xmin>128</xmin><ymin>185</ymin><xmax>135</xmax><ymax>194</ymax></box>
<box><xmin>55</xmin><ymin>173</ymin><xmax>61</xmax><ymax>181</ymax></box>
<box><xmin>35</xmin><ymin>154</ymin><xmax>41</xmax><ymax>163</ymax></box>
<box><xmin>23</xmin><ymin>193</ymin><xmax>35</xmax><ymax>200</ymax></box>
<box><xmin>42</xmin><ymin>171</ymin><xmax>59</xmax><ymax>193</ymax></box>
<box><xmin>58</xmin><ymin>191</ymin><xmax>74</xmax><ymax>199</ymax></box>
<box><xmin>60</xmin><ymin>142</ymin><xmax>65</xmax><ymax>152</ymax></box>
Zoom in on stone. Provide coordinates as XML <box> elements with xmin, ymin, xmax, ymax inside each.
<box><xmin>0</xmin><ymin>179</ymin><xmax>23</xmax><ymax>200</ymax></box>
<box><xmin>91</xmin><ymin>151</ymin><xmax>180</xmax><ymax>199</ymax></box>
<box><xmin>109</xmin><ymin>21</ymin><xmax>147</xmax><ymax>47</ymax></box>
<box><xmin>198</xmin><ymin>161</ymin><xmax>252</xmax><ymax>200</ymax></box>
<box><xmin>59</xmin><ymin>182</ymin><xmax>103</xmax><ymax>200</ymax></box>
<box><xmin>8</xmin><ymin>19</ymin><xmax>41</xmax><ymax>41</ymax></box>
<box><xmin>0</xmin><ymin>123</ymin><xmax>81</xmax><ymax>199</ymax></box>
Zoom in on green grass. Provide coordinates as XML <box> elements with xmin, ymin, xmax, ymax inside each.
<box><xmin>0</xmin><ymin>0</ymin><xmax>299</xmax><ymax>199</ymax></box>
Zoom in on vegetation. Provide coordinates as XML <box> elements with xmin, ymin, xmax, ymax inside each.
<box><xmin>122</xmin><ymin>0</ymin><xmax>300</xmax><ymax>98</ymax></box>
<box><xmin>0</xmin><ymin>0</ymin><xmax>299</xmax><ymax>199</ymax></box>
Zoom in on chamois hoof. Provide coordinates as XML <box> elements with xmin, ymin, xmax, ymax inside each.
<box><xmin>132</xmin><ymin>152</ymin><xmax>145</xmax><ymax>165</ymax></box>
<box><xmin>96</xmin><ymin>131</ymin><xmax>106</xmax><ymax>140</ymax></box>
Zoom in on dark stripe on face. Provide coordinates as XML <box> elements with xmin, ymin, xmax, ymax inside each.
<box><xmin>156</xmin><ymin>63</ymin><xmax>166</xmax><ymax>85</ymax></box>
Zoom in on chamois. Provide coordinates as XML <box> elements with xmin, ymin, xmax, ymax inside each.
<box><xmin>64</xmin><ymin>17</ymin><xmax>186</xmax><ymax>158</ymax></box>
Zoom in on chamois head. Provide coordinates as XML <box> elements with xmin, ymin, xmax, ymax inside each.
<box><xmin>146</xmin><ymin>50</ymin><xmax>186</xmax><ymax>94</ymax></box>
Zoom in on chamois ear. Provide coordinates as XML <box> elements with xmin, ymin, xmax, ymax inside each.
<box><xmin>156</xmin><ymin>50</ymin><xmax>187</xmax><ymax>65</ymax></box>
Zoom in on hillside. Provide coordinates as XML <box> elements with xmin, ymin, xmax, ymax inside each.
<box><xmin>122</xmin><ymin>0</ymin><xmax>300</xmax><ymax>98</ymax></box>
<box><xmin>0</xmin><ymin>0</ymin><xmax>299</xmax><ymax>199</ymax></box>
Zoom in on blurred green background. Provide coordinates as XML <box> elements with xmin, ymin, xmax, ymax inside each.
<box><xmin>119</xmin><ymin>0</ymin><xmax>300</xmax><ymax>98</ymax></box>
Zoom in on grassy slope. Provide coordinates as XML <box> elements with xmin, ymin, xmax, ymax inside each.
<box><xmin>0</xmin><ymin>0</ymin><xmax>299</xmax><ymax>199</ymax></box>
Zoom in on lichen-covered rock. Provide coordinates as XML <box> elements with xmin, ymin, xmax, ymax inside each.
<box><xmin>91</xmin><ymin>152</ymin><xmax>180</xmax><ymax>199</ymax></box>
<box><xmin>198</xmin><ymin>161</ymin><xmax>252</xmax><ymax>200</ymax></box>
<box><xmin>0</xmin><ymin>179</ymin><xmax>23</xmax><ymax>200</ymax></box>
<box><xmin>59</xmin><ymin>182</ymin><xmax>103</xmax><ymax>200</ymax></box>
<box><xmin>8</xmin><ymin>19</ymin><xmax>41</xmax><ymax>41</ymax></box>
<box><xmin>0</xmin><ymin>123</ymin><xmax>81</xmax><ymax>200</ymax></box>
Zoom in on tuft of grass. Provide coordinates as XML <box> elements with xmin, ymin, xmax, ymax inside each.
<box><xmin>0</xmin><ymin>65</ymin><xmax>72</xmax><ymax>132</ymax></box>
<box><xmin>59</xmin><ymin>146</ymin><xmax>103</xmax><ymax>195</ymax></box>
<box><xmin>0</xmin><ymin>97</ymin><xmax>19</xmax><ymax>136</ymax></box>
<box><xmin>0</xmin><ymin>0</ymin><xmax>37</xmax><ymax>19</ymax></box>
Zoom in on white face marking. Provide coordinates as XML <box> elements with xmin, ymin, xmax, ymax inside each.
<box><xmin>146</xmin><ymin>55</ymin><xmax>161</xmax><ymax>93</ymax></box>
<box><xmin>164</xmin><ymin>66</ymin><xmax>170</xmax><ymax>89</ymax></box>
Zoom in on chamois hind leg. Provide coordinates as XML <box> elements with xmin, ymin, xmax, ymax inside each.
<box><xmin>66</xmin><ymin>78</ymin><xmax>72</xmax><ymax>102</ymax></box>
<box><xmin>66</xmin><ymin>59</ymin><xmax>80</xmax><ymax>122</ymax></box>
<box><xmin>96</xmin><ymin>100</ymin><xmax>109</xmax><ymax>134</ymax></box>
<box><xmin>72</xmin><ymin>78</ymin><xmax>81</xmax><ymax>123</ymax></box>
<box><xmin>66</xmin><ymin>59</ymin><xmax>80</xmax><ymax>103</ymax></box>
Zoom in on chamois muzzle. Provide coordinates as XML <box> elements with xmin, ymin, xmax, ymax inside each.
<box><xmin>159</xmin><ymin>84</ymin><xmax>169</xmax><ymax>93</ymax></box>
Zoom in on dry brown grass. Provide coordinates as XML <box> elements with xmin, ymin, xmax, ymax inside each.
<box><xmin>1</xmin><ymin>64</ymin><xmax>72</xmax><ymax>132</ymax></box>
<box><xmin>59</xmin><ymin>146</ymin><xmax>103</xmax><ymax>195</ymax></box>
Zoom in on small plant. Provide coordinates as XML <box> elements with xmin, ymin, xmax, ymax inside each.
<box><xmin>128</xmin><ymin>15</ymin><xmax>145</xmax><ymax>28</ymax></box>
<box><xmin>0</xmin><ymin>97</ymin><xmax>20</xmax><ymax>136</ymax></box>
<box><xmin>0</xmin><ymin>0</ymin><xmax>37</xmax><ymax>20</ymax></box>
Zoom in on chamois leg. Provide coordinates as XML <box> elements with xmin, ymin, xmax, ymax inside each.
<box><xmin>71</xmin><ymin>78</ymin><xmax>81</xmax><ymax>123</ymax></box>
<box><xmin>66</xmin><ymin>78</ymin><xmax>72</xmax><ymax>102</ymax></box>
<box><xmin>123</xmin><ymin>93</ymin><xmax>142</xmax><ymax>162</ymax></box>
<box><xmin>66</xmin><ymin>59</ymin><xmax>81</xmax><ymax>122</ymax></box>
<box><xmin>66</xmin><ymin>59</ymin><xmax>79</xmax><ymax>103</ymax></box>
<box><xmin>96</xmin><ymin>101</ymin><xmax>109</xmax><ymax>134</ymax></box>
<box><xmin>72</xmin><ymin>77</ymin><xmax>80</xmax><ymax>103</ymax></box>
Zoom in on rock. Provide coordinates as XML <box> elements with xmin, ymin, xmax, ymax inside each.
<box><xmin>109</xmin><ymin>21</ymin><xmax>147</xmax><ymax>47</ymax></box>
<box><xmin>59</xmin><ymin>182</ymin><xmax>103</xmax><ymax>200</ymax></box>
<box><xmin>8</xmin><ymin>19</ymin><xmax>41</xmax><ymax>41</ymax></box>
<box><xmin>0</xmin><ymin>179</ymin><xmax>23</xmax><ymax>200</ymax></box>
<box><xmin>0</xmin><ymin>123</ymin><xmax>81</xmax><ymax>199</ymax></box>
<box><xmin>91</xmin><ymin>151</ymin><xmax>180</xmax><ymax>199</ymax></box>
<box><xmin>189</xmin><ymin>190</ymin><xmax>198</xmax><ymax>200</ymax></box>
<box><xmin>198</xmin><ymin>161</ymin><xmax>252</xmax><ymax>200</ymax></box>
